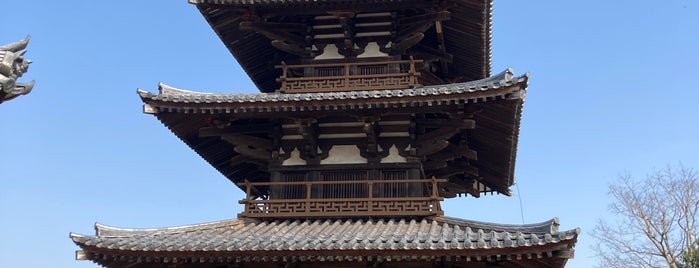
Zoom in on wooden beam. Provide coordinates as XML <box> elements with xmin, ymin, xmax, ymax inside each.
<box><xmin>398</xmin><ymin>10</ymin><xmax>450</xmax><ymax>25</ymax></box>
<box><xmin>415</xmin><ymin>126</ymin><xmax>459</xmax><ymax>145</ymax></box>
<box><xmin>271</xmin><ymin>40</ymin><xmax>316</xmax><ymax>57</ymax></box>
<box><xmin>427</xmin><ymin>142</ymin><xmax>477</xmax><ymax>162</ymax></box>
<box><xmin>415</xmin><ymin>118</ymin><xmax>475</xmax><ymax>129</ymax></box>
<box><xmin>220</xmin><ymin>134</ymin><xmax>274</xmax><ymax>151</ymax></box>
<box><xmin>199</xmin><ymin>123</ymin><xmax>273</xmax><ymax>137</ymax></box>
<box><xmin>414</xmin><ymin>139</ymin><xmax>449</xmax><ymax>157</ymax></box>
<box><xmin>239</xmin><ymin>21</ymin><xmax>306</xmax><ymax>45</ymax></box>
<box><xmin>297</xmin><ymin>119</ymin><xmax>320</xmax><ymax>161</ymax></box>
<box><xmin>414</xmin><ymin>44</ymin><xmax>453</xmax><ymax>62</ymax></box>
<box><xmin>214</xmin><ymin>133</ymin><xmax>274</xmax><ymax>161</ymax></box>
<box><xmin>432</xmin><ymin>162</ymin><xmax>478</xmax><ymax>178</ymax></box>
<box><xmin>395</xmin><ymin>22</ymin><xmax>433</xmax><ymax>42</ymax></box>
<box><xmin>391</xmin><ymin>33</ymin><xmax>424</xmax><ymax>53</ymax></box>
<box><xmin>435</xmin><ymin>20</ymin><xmax>449</xmax><ymax>75</ymax></box>
<box><xmin>239</xmin><ymin>21</ymin><xmax>307</xmax><ymax>32</ymax></box>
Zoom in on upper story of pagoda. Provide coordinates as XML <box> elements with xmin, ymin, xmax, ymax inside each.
<box><xmin>189</xmin><ymin>0</ymin><xmax>493</xmax><ymax>93</ymax></box>
<box><xmin>136</xmin><ymin>0</ymin><xmax>523</xmax><ymax>220</ymax></box>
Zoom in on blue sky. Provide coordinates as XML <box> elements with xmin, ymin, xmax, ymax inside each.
<box><xmin>1</xmin><ymin>1</ymin><xmax>697</xmax><ymax>267</ymax></box>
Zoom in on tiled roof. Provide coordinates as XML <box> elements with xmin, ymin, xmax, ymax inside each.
<box><xmin>71</xmin><ymin>216</ymin><xmax>578</xmax><ymax>263</ymax></box>
<box><xmin>137</xmin><ymin>68</ymin><xmax>527</xmax><ymax>114</ymax></box>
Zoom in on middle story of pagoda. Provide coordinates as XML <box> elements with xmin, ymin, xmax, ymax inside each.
<box><xmin>71</xmin><ymin>1</ymin><xmax>579</xmax><ymax>267</ymax></box>
<box><xmin>136</xmin><ymin>68</ymin><xmax>527</xmax><ymax>219</ymax></box>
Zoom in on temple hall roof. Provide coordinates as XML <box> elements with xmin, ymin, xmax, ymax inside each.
<box><xmin>71</xmin><ymin>216</ymin><xmax>579</xmax><ymax>267</ymax></box>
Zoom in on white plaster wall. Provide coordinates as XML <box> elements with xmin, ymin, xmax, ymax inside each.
<box><xmin>382</xmin><ymin>144</ymin><xmax>407</xmax><ymax>163</ymax></box>
<box><xmin>281</xmin><ymin>148</ymin><xmax>306</xmax><ymax>166</ymax></box>
<box><xmin>357</xmin><ymin>42</ymin><xmax>389</xmax><ymax>58</ymax></box>
<box><xmin>314</xmin><ymin>44</ymin><xmax>344</xmax><ymax>60</ymax></box>
<box><xmin>321</xmin><ymin>145</ymin><xmax>367</xmax><ymax>164</ymax></box>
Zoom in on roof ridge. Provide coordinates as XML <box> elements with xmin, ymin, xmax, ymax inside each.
<box><xmin>138</xmin><ymin>68</ymin><xmax>528</xmax><ymax>103</ymax></box>
<box><xmin>90</xmin><ymin>218</ymin><xmax>254</xmax><ymax>237</ymax></box>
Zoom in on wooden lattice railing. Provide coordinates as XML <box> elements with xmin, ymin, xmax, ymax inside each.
<box><xmin>275</xmin><ymin>58</ymin><xmax>422</xmax><ymax>93</ymax></box>
<box><xmin>238</xmin><ymin>178</ymin><xmax>445</xmax><ymax>218</ymax></box>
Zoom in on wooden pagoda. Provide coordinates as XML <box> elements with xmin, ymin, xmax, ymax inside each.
<box><xmin>71</xmin><ymin>0</ymin><xmax>579</xmax><ymax>267</ymax></box>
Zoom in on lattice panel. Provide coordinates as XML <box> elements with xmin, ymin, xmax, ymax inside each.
<box><xmin>285</xmin><ymin>78</ymin><xmax>347</xmax><ymax>92</ymax></box>
<box><xmin>371</xmin><ymin>201</ymin><xmax>434</xmax><ymax>212</ymax></box>
<box><xmin>347</xmin><ymin>77</ymin><xmax>412</xmax><ymax>89</ymax></box>
<box><xmin>243</xmin><ymin>200</ymin><xmax>439</xmax><ymax>217</ymax></box>
<box><xmin>308</xmin><ymin>201</ymin><xmax>371</xmax><ymax>213</ymax></box>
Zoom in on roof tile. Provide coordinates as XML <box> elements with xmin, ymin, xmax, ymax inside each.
<box><xmin>72</xmin><ymin>216</ymin><xmax>578</xmax><ymax>261</ymax></box>
<box><xmin>137</xmin><ymin>68</ymin><xmax>527</xmax><ymax>110</ymax></box>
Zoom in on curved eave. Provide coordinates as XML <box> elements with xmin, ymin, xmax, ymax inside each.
<box><xmin>138</xmin><ymin>68</ymin><xmax>525</xmax><ymax>111</ymax></box>
<box><xmin>72</xmin><ymin>216</ymin><xmax>579</xmax><ymax>266</ymax></box>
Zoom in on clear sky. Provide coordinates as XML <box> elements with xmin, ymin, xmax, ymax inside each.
<box><xmin>1</xmin><ymin>1</ymin><xmax>697</xmax><ymax>267</ymax></box>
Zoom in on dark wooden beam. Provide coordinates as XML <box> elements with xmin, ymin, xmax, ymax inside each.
<box><xmin>271</xmin><ymin>40</ymin><xmax>317</xmax><ymax>57</ymax></box>
<box><xmin>297</xmin><ymin>119</ymin><xmax>320</xmax><ymax>162</ymax></box>
<box><xmin>415</xmin><ymin>126</ymin><xmax>460</xmax><ymax>145</ymax></box>
<box><xmin>398</xmin><ymin>10</ymin><xmax>450</xmax><ymax>25</ymax></box>
<box><xmin>432</xmin><ymin>161</ymin><xmax>478</xmax><ymax>178</ymax></box>
<box><xmin>199</xmin><ymin>123</ymin><xmax>273</xmax><ymax>137</ymax></box>
<box><xmin>219</xmin><ymin>133</ymin><xmax>274</xmax><ymax>161</ymax></box>
<box><xmin>239</xmin><ymin>21</ymin><xmax>307</xmax><ymax>32</ymax></box>
<box><xmin>391</xmin><ymin>33</ymin><xmax>424</xmax><ymax>53</ymax></box>
<box><xmin>414</xmin><ymin>139</ymin><xmax>449</xmax><ymax>157</ymax></box>
<box><xmin>415</xmin><ymin>118</ymin><xmax>475</xmax><ymax>129</ymax></box>
<box><xmin>427</xmin><ymin>142</ymin><xmax>477</xmax><ymax>162</ymax></box>
<box><xmin>435</xmin><ymin>20</ymin><xmax>449</xmax><ymax>75</ymax></box>
<box><xmin>239</xmin><ymin>21</ymin><xmax>307</xmax><ymax>45</ymax></box>
<box><xmin>414</xmin><ymin>44</ymin><xmax>453</xmax><ymax>62</ymax></box>
<box><xmin>396</xmin><ymin>22</ymin><xmax>433</xmax><ymax>42</ymax></box>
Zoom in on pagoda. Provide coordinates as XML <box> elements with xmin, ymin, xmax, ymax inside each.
<box><xmin>71</xmin><ymin>0</ymin><xmax>579</xmax><ymax>267</ymax></box>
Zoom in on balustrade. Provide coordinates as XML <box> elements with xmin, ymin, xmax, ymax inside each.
<box><xmin>238</xmin><ymin>178</ymin><xmax>445</xmax><ymax>218</ymax></box>
<box><xmin>276</xmin><ymin>58</ymin><xmax>422</xmax><ymax>93</ymax></box>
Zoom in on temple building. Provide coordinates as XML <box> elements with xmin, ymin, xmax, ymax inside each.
<box><xmin>71</xmin><ymin>0</ymin><xmax>579</xmax><ymax>267</ymax></box>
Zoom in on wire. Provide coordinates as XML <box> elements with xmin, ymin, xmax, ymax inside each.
<box><xmin>515</xmin><ymin>181</ymin><xmax>524</xmax><ymax>224</ymax></box>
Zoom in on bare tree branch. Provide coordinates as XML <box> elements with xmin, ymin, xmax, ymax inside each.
<box><xmin>591</xmin><ymin>164</ymin><xmax>699</xmax><ymax>268</ymax></box>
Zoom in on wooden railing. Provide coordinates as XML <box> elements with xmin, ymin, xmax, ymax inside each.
<box><xmin>275</xmin><ymin>58</ymin><xmax>422</xmax><ymax>93</ymax></box>
<box><xmin>238</xmin><ymin>178</ymin><xmax>445</xmax><ymax>218</ymax></box>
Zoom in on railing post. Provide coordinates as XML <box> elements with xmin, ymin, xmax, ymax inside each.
<box><xmin>306</xmin><ymin>181</ymin><xmax>312</xmax><ymax>214</ymax></box>
<box><xmin>280</xmin><ymin>61</ymin><xmax>288</xmax><ymax>92</ymax></box>
<box><xmin>409</xmin><ymin>56</ymin><xmax>417</xmax><ymax>87</ymax></box>
<box><xmin>368</xmin><ymin>181</ymin><xmax>374</xmax><ymax>213</ymax></box>
<box><xmin>344</xmin><ymin>62</ymin><xmax>350</xmax><ymax>91</ymax></box>
<box><xmin>244</xmin><ymin>180</ymin><xmax>252</xmax><ymax>214</ymax></box>
<box><xmin>431</xmin><ymin>177</ymin><xmax>439</xmax><ymax>198</ymax></box>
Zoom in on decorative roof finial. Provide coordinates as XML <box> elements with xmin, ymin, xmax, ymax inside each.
<box><xmin>1</xmin><ymin>35</ymin><xmax>34</xmax><ymax>104</ymax></box>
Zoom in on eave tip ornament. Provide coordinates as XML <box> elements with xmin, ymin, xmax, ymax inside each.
<box><xmin>1</xmin><ymin>35</ymin><xmax>34</xmax><ymax>104</ymax></box>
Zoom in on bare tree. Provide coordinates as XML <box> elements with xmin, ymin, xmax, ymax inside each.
<box><xmin>591</xmin><ymin>165</ymin><xmax>699</xmax><ymax>268</ymax></box>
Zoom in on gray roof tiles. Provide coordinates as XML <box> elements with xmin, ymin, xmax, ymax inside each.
<box><xmin>137</xmin><ymin>68</ymin><xmax>527</xmax><ymax>109</ymax></box>
<box><xmin>71</xmin><ymin>216</ymin><xmax>578</xmax><ymax>257</ymax></box>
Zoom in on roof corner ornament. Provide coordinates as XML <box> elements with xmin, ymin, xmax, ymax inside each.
<box><xmin>1</xmin><ymin>35</ymin><xmax>34</xmax><ymax>104</ymax></box>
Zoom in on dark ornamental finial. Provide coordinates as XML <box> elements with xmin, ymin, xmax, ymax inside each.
<box><xmin>1</xmin><ymin>35</ymin><xmax>34</xmax><ymax>104</ymax></box>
